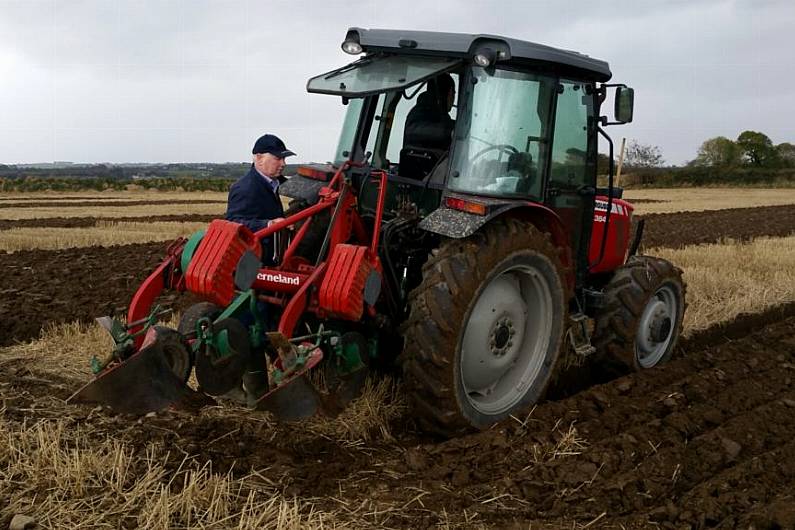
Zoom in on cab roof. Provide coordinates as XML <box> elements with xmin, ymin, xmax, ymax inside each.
<box><xmin>346</xmin><ymin>27</ymin><xmax>612</xmax><ymax>82</ymax></box>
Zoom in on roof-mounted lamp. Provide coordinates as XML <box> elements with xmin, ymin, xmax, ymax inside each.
<box><xmin>341</xmin><ymin>39</ymin><xmax>363</xmax><ymax>55</ymax></box>
<box><xmin>473</xmin><ymin>48</ymin><xmax>497</xmax><ymax>67</ymax></box>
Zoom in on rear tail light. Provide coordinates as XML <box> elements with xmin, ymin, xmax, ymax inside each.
<box><xmin>445</xmin><ymin>196</ymin><xmax>488</xmax><ymax>216</ymax></box>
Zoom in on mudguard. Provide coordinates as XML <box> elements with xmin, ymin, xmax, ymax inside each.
<box><xmin>280</xmin><ymin>174</ymin><xmax>327</xmax><ymax>205</ymax></box>
<box><xmin>419</xmin><ymin>197</ymin><xmax>574</xmax><ymax>289</ymax></box>
<box><xmin>420</xmin><ymin>199</ymin><xmax>569</xmax><ymax>251</ymax></box>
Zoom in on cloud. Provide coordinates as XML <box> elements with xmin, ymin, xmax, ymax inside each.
<box><xmin>0</xmin><ymin>0</ymin><xmax>792</xmax><ymax>164</ymax></box>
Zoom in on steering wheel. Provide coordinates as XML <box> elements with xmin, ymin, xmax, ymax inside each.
<box><xmin>470</xmin><ymin>144</ymin><xmax>519</xmax><ymax>165</ymax></box>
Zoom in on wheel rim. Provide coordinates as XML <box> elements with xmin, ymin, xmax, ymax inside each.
<box><xmin>635</xmin><ymin>283</ymin><xmax>678</xmax><ymax>368</ymax></box>
<box><xmin>460</xmin><ymin>264</ymin><xmax>553</xmax><ymax>415</ymax></box>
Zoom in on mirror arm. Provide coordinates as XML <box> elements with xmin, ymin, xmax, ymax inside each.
<box><xmin>598</xmin><ymin>83</ymin><xmax>631</xmax><ymax>125</ymax></box>
<box><xmin>590</xmin><ymin>126</ymin><xmax>614</xmax><ymax>271</ymax></box>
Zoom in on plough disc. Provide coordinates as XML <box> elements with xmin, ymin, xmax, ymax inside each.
<box><xmin>68</xmin><ymin>326</ymin><xmax>210</xmax><ymax>414</ymax></box>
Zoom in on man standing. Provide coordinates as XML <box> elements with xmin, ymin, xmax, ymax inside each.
<box><xmin>224</xmin><ymin>134</ymin><xmax>295</xmax><ymax>404</ymax></box>
<box><xmin>226</xmin><ymin>134</ymin><xmax>296</xmax><ymax>263</ymax></box>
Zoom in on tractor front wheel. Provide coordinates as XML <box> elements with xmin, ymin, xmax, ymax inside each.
<box><xmin>593</xmin><ymin>256</ymin><xmax>686</xmax><ymax>370</ymax></box>
<box><xmin>401</xmin><ymin>218</ymin><xmax>567</xmax><ymax>437</ymax></box>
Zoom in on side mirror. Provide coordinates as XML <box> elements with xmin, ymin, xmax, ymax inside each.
<box><xmin>614</xmin><ymin>86</ymin><xmax>634</xmax><ymax>123</ymax></box>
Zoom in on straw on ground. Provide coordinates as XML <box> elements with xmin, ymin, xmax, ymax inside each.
<box><xmin>649</xmin><ymin>234</ymin><xmax>795</xmax><ymax>333</ymax></box>
<box><xmin>0</xmin><ymin>221</ymin><xmax>209</xmax><ymax>251</ymax></box>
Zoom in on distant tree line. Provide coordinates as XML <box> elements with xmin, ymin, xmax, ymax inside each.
<box><xmin>598</xmin><ymin>131</ymin><xmax>794</xmax><ymax>173</ymax></box>
<box><xmin>0</xmin><ymin>177</ymin><xmax>236</xmax><ymax>192</ymax></box>
<box><xmin>0</xmin><ymin>163</ymin><xmax>264</xmax><ymax>192</ymax></box>
<box><xmin>0</xmin><ymin>162</ymin><xmax>250</xmax><ymax>181</ymax></box>
<box><xmin>597</xmin><ymin>131</ymin><xmax>795</xmax><ymax>187</ymax></box>
<box><xmin>691</xmin><ymin>131</ymin><xmax>795</xmax><ymax>169</ymax></box>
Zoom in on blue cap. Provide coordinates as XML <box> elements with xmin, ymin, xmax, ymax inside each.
<box><xmin>252</xmin><ymin>134</ymin><xmax>296</xmax><ymax>158</ymax></box>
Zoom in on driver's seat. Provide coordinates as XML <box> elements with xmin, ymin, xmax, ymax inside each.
<box><xmin>398</xmin><ymin>147</ymin><xmax>446</xmax><ymax>180</ymax></box>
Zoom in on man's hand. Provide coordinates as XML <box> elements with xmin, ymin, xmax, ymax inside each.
<box><xmin>267</xmin><ymin>217</ymin><xmax>285</xmax><ymax>227</ymax></box>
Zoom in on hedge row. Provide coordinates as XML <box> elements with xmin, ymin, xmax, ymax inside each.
<box><xmin>0</xmin><ymin>177</ymin><xmax>235</xmax><ymax>192</ymax></box>
<box><xmin>616</xmin><ymin>167</ymin><xmax>795</xmax><ymax>187</ymax></box>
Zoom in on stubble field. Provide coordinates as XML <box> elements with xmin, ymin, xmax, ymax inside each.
<box><xmin>1</xmin><ymin>187</ymin><xmax>795</xmax><ymax>529</ymax></box>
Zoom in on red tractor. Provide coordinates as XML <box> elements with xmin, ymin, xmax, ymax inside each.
<box><xmin>71</xmin><ymin>28</ymin><xmax>685</xmax><ymax>437</ymax></box>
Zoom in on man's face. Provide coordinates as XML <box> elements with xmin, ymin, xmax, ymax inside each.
<box><xmin>254</xmin><ymin>153</ymin><xmax>286</xmax><ymax>178</ymax></box>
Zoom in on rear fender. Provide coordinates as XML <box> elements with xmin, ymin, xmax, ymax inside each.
<box><xmin>419</xmin><ymin>201</ymin><xmax>574</xmax><ymax>292</ymax></box>
<box><xmin>279</xmin><ymin>174</ymin><xmax>327</xmax><ymax>205</ymax></box>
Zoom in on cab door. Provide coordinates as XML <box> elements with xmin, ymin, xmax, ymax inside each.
<box><xmin>545</xmin><ymin>80</ymin><xmax>597</xmax><ymax>286</ymax></box>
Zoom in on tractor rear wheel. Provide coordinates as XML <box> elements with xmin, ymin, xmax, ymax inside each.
<box><xmin>401</xmin><ymin>218</ymin><xmax>567</xmax><ymax>437</ymax></box>
<box><xmin>593</xmin><ymin>256</ymin><xmax>686</xmax><ymax>370</ymax></box>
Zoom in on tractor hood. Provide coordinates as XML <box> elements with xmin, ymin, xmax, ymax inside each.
<box><xmin>307</xmin><ymin>54</ymin><xmax>460</xmax><ymax>97</ymax></box>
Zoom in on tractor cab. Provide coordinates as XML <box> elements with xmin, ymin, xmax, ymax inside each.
<box><xmin>303</xmin><ymin>28</ymin><xmax>636</xmax><ymax>293</ymax></box>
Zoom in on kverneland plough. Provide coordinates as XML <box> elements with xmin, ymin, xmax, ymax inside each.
<box><xmin>71</xmin><ymin>161</ymin><xmax>382</xmax><ymax>420</ymax></box>
<box><xmin>70</xmin><ymin>28</ymin><xmax>686</xmax><ymax>437</ymax></box>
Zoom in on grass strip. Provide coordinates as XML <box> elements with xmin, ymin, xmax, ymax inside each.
<box><xmin>0</xmin><ymin>221</ymin><xmax>209</xmax><ymax>252</ymax></box>
<box><xmin>648</xmin><ymin>235</ymin><xmax>795</xmax><ymax>334</ymax></box>
<box><xmin>625</xmin><ymin>187</ymin><xmax>795</xmax><ymax>215</ymax></box>
<box><xmin>0</xmin><ymin>203</ymin><xmax>226</xmax><ymax>221</ymax></box>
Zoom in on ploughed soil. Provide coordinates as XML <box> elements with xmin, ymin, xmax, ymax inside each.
<box><xmin>2</xmin><ymin>203</ymin><xmax>794</xmax><ymax>246</ymax></box>
<box><xmin>0</xmin><ymin>242</ymin><xmax>198</xmax><ymax>346</ymax></box>
<box><xmin>0</xmin><ymin>214</ymin><xmax>218</xmax><ymax>230</ymax></box>
<box><xmin>640</xmin><ymin>203</ymin><xmax>795</xmax><ymax>249</ymax></box>
<box><xmin>2</xmin><ymin>204</ymin><xmax>795</xmax><ymax>346</ymax></box>
<box><xmin>0</xmin><ymin>199</ymin><xmax>225</xmax><ymax>209</ymax></box>
<box><xmin>2</xmin><ymin>304</ymin><xmax>794</xmax><ymax>528</ymax></box>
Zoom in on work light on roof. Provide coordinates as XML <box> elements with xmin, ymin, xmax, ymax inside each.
<box><xmin>473</xmin><ymin>48</ymin><xmax>497</xmax><ymax>67</ymax></box>
<box><xmin>341</xmin><ymin>39</ymin><xmax>363</xmax><ymax>55</ymax></box>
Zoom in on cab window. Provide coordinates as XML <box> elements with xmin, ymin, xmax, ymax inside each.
<box><xmin>368</xmin><ymin>73</ymin><xmax>459</xmax><ymax>178</ymax></box>
<box><xmin>449</xmin><ymin>68</ymin><xmax>556</xmax><ymax>199</ymax></box>
<box><xmin>550</xmin><ymin>81</ymin><xmax>593</xmax><ymax>189</ymax></box>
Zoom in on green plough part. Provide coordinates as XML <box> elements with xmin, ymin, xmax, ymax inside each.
<box><xmin>91</xmin><ymin>305</ymin><xmax>172</xmax><ymax>374</ymax></box>
<box><xmin>188</xmin><ymin>289</ymin><xmax>265</xmax><ymax>361</ymax></box>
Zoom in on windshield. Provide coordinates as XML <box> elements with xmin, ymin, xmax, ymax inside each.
<box><xmin>333</xmin><ymin>99</ymin><xmax>364</xmax><ymax>164</ymax></box>
<box><xmin>308</xmin><ymin>55</ymin><xmax>458</xmax><ymax>97</ymax></box>
<box><xmin>449</xmin><ymin>67</ymin><xmax>556</xmax><ymax>199</ymax></box>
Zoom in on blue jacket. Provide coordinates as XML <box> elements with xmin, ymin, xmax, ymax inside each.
<box><xmin>226</xmin><ymin>165</ymin><xmax>284</xmax><ymax>231</ymax></box>
<box><xmin>226</xmin><ymin>165</ymin><xmax>284</xmax><ymax>262</ymax></box>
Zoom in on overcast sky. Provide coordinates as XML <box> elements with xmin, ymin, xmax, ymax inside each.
<box><xmin>0</xmin><ymin>0</ymin><xmax>792</xmax><ymax>165</ymax></box>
